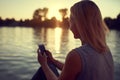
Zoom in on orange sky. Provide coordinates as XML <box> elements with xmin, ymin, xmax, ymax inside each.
<box><xmin>0</xmin><ymin>0</ymin><xmax>120</xmax><ymax>20</ymax></box>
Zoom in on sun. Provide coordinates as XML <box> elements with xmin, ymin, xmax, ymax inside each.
<box><xmin>47</xmin><ymin>7</ymin><xmax>63</xmax><ymax>21</ymax></box>
<box><xmin>48</xmin><ymin>9</ymin><xmax>62</xmax><ymax>21</ymax></box>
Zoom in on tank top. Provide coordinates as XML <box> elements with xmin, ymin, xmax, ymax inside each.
<box><xmin>75</xmin><ymin>44</ymin><xmax>114</xmax><ymax>80</ymax></box>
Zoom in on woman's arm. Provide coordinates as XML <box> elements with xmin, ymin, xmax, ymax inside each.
<box><xmin>38</xmin><ymin>49</ymin><xmax>82</xmax><ymax>80</ymax></box>
<box><xmin>52</xmin><ymin>58</ymin><xmax>64</xmax><ymax>70</ymax></box>
<box><xmin>41</xmin><ymin>63</ymin><xmax>58</xmax><ymax>80</ymax></box>
<box><xmin>58</xmin><ymin>50</ymin><xmax>82</xmax><ymax>80</ymax></box>
<box><xmin>45</xmin><ymin>50</ymin><xmax>64</xmax><ymax>70</ymax></box>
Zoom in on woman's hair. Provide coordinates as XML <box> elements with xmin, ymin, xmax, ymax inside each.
<box><xmin>70</xmin><ymin>0</ymin><xmax>109</xmax><ymax>53</ymax></box>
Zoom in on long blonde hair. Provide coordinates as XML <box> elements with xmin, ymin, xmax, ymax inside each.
<box><xmin>70</xmin><ymin>0</ymin><xmax>109</xmax><ymax>53</ymax></box>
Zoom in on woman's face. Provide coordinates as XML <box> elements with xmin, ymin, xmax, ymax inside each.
<box><xmin>69</xmin><ymin>15</ymin><xmax>80</xmax><ymax>39</ymax></box>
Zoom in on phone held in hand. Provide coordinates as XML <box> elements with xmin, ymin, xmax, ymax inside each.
<box><xmin>38</xmin><ymin>44</ymin><xmax>46</xmax><ymax>55</ymax></box>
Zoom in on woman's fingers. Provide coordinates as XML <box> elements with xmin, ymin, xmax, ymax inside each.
<box><xmin>37</xmin><ymin>49</ymin><xmax>48</xmax><ymax>66</ymax></box>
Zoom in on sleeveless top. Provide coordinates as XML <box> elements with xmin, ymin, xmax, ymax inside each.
<box><xmin>75</xmin><ymin>44</ymin><xmax>114</xmax><ymax>80</ymax></box>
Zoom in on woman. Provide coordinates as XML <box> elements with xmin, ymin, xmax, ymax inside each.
<box><xmin>32</xmin><ymin>0</ymin><xmax>114</xmax><ymax>80</ymax></box>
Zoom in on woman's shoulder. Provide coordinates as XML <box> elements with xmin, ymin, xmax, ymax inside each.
<box><xmin>63</xmin><ymin>49</ymin><xmax>82</xmax><ymax>75</ymax></box>
<box><xmin>68</xmin><ymin>49</ymin><xmax>78</xmax><ymax>56</ymax></box>
<box><xmin>66</xmin><ymin>49</ymin><xmax>82</xmax><ymax>63</ymax></box>
<box><xmin>66</xmin><ymin>44</ymin><xmax>91</xmax><ymax>63</ymax></box>
<box><xmin>59</xmin><ymin>49</ymin><xmax>82</xmax><ymax>80</ymax></box>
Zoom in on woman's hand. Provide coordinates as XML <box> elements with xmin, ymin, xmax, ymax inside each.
<box><xmin>45</xmin><ymin>50</ymin><xmax>55</xmax><ymax>63</ymax></box>
<box><xmin>37</xmin><ymin>49</ymin><xmax>47</xmax><ymax>66</ymax></box>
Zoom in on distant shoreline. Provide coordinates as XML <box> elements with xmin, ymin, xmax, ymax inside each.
<box><xmin>0</xmin><ymin>13</ymin><xmax>120</xmax><ymax>30</ymax></box>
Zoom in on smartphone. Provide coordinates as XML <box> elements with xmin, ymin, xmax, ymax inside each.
<box><xmin>38</xmin><ymin>44</ymin><xmax>46</xmax><ymax>55</ymax></box>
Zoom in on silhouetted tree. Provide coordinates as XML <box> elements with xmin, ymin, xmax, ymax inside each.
<box><xmin>0</xmin><ymin>17</ymin><xmax>4</xmax><ymax>26</ymax></box>
<box><xmin>19</xmin><ymin>19</ymin><xmax>23</xmax><ymax>26</ymax></box>
<box><xmin>104</xmin><ymin>13</ymin><xmax>120</xmax><ymax>30</ymax></box>
<box><xmin>33</xmin><ymin>8</ymin><xmax>42</xmax><ymax>21</ymax></box>
<box><xmin>32</xmin><ymin>8</ymin><xmax>49</xmax><ymax>27</ymax></box>
<box><xmin>43</xmin><ymin>7</ymin><xmax>48</xmax><ymax>20</ymax></box>
<box><xmin>59</xmin><ymin>8</ymin><xmax>69</xmax><ymax>28</ymax></box>
<box><xmin>50</xmin><ymin>17</ymin><xmax>58</xmax><ymax>27</ymax></box>
<box><xmin>104</xmin><ymin>17</ymin><xmax>113</xmax><ymax>29</ymax></box>
<box><xmin>116</xmin><ymin>13</ymin><xmax>120</xmax><ymax>30</ymax></box>
<box><xmin>117</xmin><ymin>13</ymin><xmax>120</xmax><ymax>21</ymax></box>
<box><xmin>4</xmin><ymin>18</ymin><xmax>16</xmax><ymax>26</ymax></box>
<box><xmin>0</xmin><ymin>17</ymin><xmax>2</xmax><ymax>20</ymax></box>
<box><xmin>33</xmin><ymin>8</ymin><xmax>49</xmax><ymax>21</ymax></box>
<box><xmin>59</xmin><ymin>8</ymin><xmax>68</xmax><ymax>21</ymax></box>
<box><xmin>32</xmin><ymin>8</ymin><xmax>42</xmax><ymax>27</ymax></box>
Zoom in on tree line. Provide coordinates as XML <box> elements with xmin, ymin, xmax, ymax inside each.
<box><xmin>0</xmin><ymin>7</ymin><xmax>69</xmax><ymax>28</ymax></box>
<box><xmin>104</xmin><ymin>13</ymin><xmax>120</xmax><ymax>30</ymax></box>
<box><xmin>0</xmin><ymin>7</ymin><xmax>120</xmax><ymax>30</ymax></box>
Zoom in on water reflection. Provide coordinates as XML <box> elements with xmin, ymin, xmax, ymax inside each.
<box><xmin>33</xmin><ymin>27</ymin><xmax>48</xmax><ymax>44</ymax></box>
<box><xmin>0</xmin><ymin>27</ymin><xmax>120</xmax><ymax>80</ymax></box>
<box><xmin>55</xmin><ymin>27</ymin><xmax>62</xmax><ymax>53</ymax></box>
<box><xmin>33</xmin><ymin>27</ymin><xmax>78</xmax><ymax>54</ymax></box>
<box><xmin>107</xmin><ymin>30</ymin><xmax>120</xmax><ymax>80</ymax></box>
<box><xmin>0</xmin><ymin>27</ymin><xmax>38</xmax><ymax>80</ymax></box>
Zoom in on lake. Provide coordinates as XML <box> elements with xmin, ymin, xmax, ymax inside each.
<box><xmin>0</xmin><ymin>26</ymin><xmax>120</xmax><ymax>80</ymax></box>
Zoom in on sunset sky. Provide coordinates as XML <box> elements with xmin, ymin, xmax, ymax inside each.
<box><xmin>0</xmin><ymin>0</ymin><xmax>120</xmax><ymax>20</ymax></box>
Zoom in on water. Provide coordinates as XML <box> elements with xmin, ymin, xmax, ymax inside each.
<box><xmin>0</xmin><ymin>27</ymin><xmax>120</xmax><ymax>80</ymax></box>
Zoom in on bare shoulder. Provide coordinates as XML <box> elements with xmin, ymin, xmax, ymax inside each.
<box><xmin>59</xmin><ymin>49</ymin><xmax>82</xmax><ymax>80</ymax></box>
<box><xmin>67</xmin><ymin>49</ymin><xmax>82</xmax><ymax>71</ymax></box>
<box><xmin>66</xmin><ymin>49</ymin><xmax>81</xmax><ymax>62</ymax></box>
<box><xmin>67</xmin><ymin>49</ymin><xmax>79</xmax><ymax>58</ymax></box>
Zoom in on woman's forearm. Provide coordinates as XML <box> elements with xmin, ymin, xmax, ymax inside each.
<box><xmin>52</xmin><ymin>59</ymin><xmax>64</xmax><ymax>70</ymax></box>
<box><xmin>42</xmin><ymin>64</ymin><xmax>58</xmax><ymax>80</ymax></box>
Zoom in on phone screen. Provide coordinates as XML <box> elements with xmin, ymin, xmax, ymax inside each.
<box><xmin>39</xmin><ymin>44</ymin><xmax>46</xmax><ymax>55</ymax></box>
